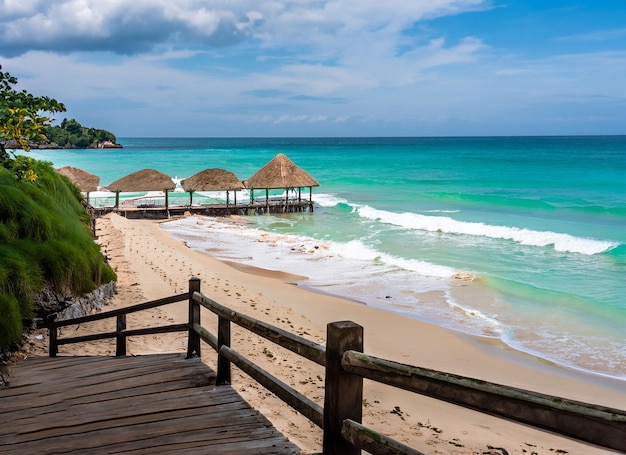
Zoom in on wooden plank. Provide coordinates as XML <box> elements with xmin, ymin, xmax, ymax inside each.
<box><xmin>0</xmin><ymin>355</ymin><xmax>299</xmax><ymax>454</ymax></box>
<box><xmin>2</xmin><ymin>359</ymin><xmax>209</xmax><ymax>402</ymax></box>
<box><xmin>1</xmin><ymin>409</ymin><xmax>286</xmax><ymax>453</ymax></box>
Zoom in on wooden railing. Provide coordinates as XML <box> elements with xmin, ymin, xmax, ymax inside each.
<box><xmin>49</xmin><ymin>277</ymin><xmax>626</xmax><ymax>455</ymax></box>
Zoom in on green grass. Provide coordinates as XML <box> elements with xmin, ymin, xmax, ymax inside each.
<box><xmin>0</xmin><ymin>160</ymin><xmax>116</xmax><ymax>346</ymax></box>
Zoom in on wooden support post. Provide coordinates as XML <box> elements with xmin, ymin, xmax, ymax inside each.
<box><xmin>187</xmin><ymin>277</ymin><xmax>201</xmax><ymax>358</ymax></box>
<box><xmin>217</xmin><ymin>314</ymin><xmax>232</xmax><ymax>385</ymax></box>
<box><xmin>116</xmin><ymin>314</ymin><xmax>127</xmax><ymax>356</ymax></box>
<box><xmin>48</xmin><ymin>313</ymin><xmax>58</xmax><ymax>357</ymax></box>
<box><xmin>323</xmin><ymin>321</ymin><xmax>364</xmax><ymax>455</ymax></box>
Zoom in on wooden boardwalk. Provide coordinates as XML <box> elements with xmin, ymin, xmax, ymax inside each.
<box><xmin>0</xmin><ymin>354</ymin><xmax>300</xmax><ymax>455</ymax></box>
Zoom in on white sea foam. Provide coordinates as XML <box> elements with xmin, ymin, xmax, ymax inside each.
<box><xmin>314</xmin><ymin>193</ymin><xmax>350</xmax><ymax>207</ymax></box>
<box><xmin>163</xmin><ymin>216</ymin><xmax>457</xmax><ymax>280</ymax></box>
<box><xmin>445</xmin><ymin>293</ymin><xmax>504</xmax><ymax>337</ymax></box>
<box><xmin>161</xmin><ymin>215</ymin><xmax>626</xmax><ymax>379</ymax></box>
<box><xmin>358</xmin><ymin>206</ymin><xmax>618</xmax><ymax>255</ymax></box>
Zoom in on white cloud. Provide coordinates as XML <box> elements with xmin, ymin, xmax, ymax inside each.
<box><xmin>3</xmin><ymin>1</ymin><xmax>625</xmax><ymax>136</ymax></box>
<box><xmin>0</xmin><ymin>0</ymin><xmax>488</xmax><ymax>56</ymax></box>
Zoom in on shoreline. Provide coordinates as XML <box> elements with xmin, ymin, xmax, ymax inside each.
<box><xmin>223</xmin><ymin>242</ymin><xmax>626</xmax><ymax>389</ymax></box>
<box><xmin>23</xmin><ymin>213</ymin><xmax>625</xmax><ymax>454</ymax></box>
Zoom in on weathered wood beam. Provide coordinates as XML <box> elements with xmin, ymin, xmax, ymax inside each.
<box><xmin>56</xmin><ymin>323</ymin><xmax>189</xmax><ymax>348</ymax></box>
<box><xmin>53</xmin><ymin>293</ymin><xmax>188</xmax><ymax>327</ymax></box>
<box><xmin>192</xmin><ymin>322</ymin><xmax>217</xmax><ymax>351</ymax></box>
<box><xmin>194</xmin><ymin>292</ymin><xmax>326</xmax><ymax>366</ymax></box>
<box><xmin>187</xmin><ymin>277</ymin><xmax>201</xmax><ymax>358</ymax></box>
<box><xmin>323</xmin><ymin>321</ymin><xmax>363</xmax><ymax>455</ymax></box>
<box><xmin>116</xmin><ymin>314</ymin><xmax>126</xmax><ymax>356</ymax></box>
<box><xmin>219</xmin><ymin>344</ymin><xmax>324</xmax><ymax>428</ymax></box>
<box><xmin>122</xmin><ymin>323</ymin><xmax>189</xmax><ymax>338</ymax></box>
<box><xmin>342</xmin><ymin>350</ymin><xmax>626</xmax><ymax>452</ymax></box>
<box><xmin>217</xmin><ymin>314</ymin><xmax>231</xmax><ymax>385</ymax></box>
<box><xmin>341</xmin><ymin>419</ymin><xmax>425</xmax><ymax>455</ymax></box>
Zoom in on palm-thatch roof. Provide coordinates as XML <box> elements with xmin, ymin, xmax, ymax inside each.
<box><xmin>245</xmin><ymin>153</ymin><xmax>319</xmax><ymax>190</ymax></box>
<box><xmin>56</xmin><ymin>166</ymin><xmax>100</xmax><ymax>192</ymax></box>
<box><xmin>181</xmin><ymin>168</ymin><xmax>244</xmax><ymax>192</ymax></box>
<box><xmin>107</xmin><ymin>169</ymin><xmax>175</xmax><ymax>192</ymax></box>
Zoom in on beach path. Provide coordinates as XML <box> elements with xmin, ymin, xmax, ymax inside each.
<box><xmin>0</xmin><ymin>354</ymin><xmax>300</xmax><ymax>454</ymax></box>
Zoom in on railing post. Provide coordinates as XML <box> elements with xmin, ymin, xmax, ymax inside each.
<box><xmin>187</xmin><ymin>277</ymin><xmax>201</xmax><ymax>358</ymax></box>
<box><xmin>116</xmin><ymin>314</ymin><xmax>127</xmax><ymax>356</ymax></box>
<box><xmin>216</xmin><ymin>315</ymin><xmax>231</xmax><ymax>385</ymax></box>
<box><xmin>48</xmin><ymin>313</ymin><xmax>58</xmax><ymax>357</ymax></box>
<box><xmin>323</xmin><ymin>321</ymin><xmax>364</xmax><ymax>455</ymax></box>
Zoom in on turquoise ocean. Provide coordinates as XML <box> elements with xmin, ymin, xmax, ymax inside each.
<box><xmin>27</xmin><ymin>136</ymin><xmax>626</xmax><ymax>380</ymax></box>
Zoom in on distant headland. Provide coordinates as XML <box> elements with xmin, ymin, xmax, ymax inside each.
<box><xmin>7</xmin><ymin>117</ymin><xmax>122</xmax><ymax>149</ymax></box>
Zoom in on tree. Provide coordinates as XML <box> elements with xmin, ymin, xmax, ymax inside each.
<box><xmin>0</xmin><ymin>65</ymin><xmax>65</xmax><ymax>180</ymax></box>
<box><xmin>46</xmin><ymin>119</ymin><xmax>117</xmax><ymax>148</ymax></box>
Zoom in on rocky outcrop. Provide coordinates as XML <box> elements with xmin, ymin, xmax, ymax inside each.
<box><xmin>32</xmin><ymin>281</ymin><xmax>117</xmax><ymax>323</ymax></box>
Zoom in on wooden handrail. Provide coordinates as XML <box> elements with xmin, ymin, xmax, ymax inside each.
<box><xmin>48</xmin><ymin>277</ymin><xmax>626</xmax><ymax>454</ymax></box>
<box><xmin>48</xmin><ymin>291</ymin><xmax>189</xmax><ymax>356</ymax></box>
<box><xmin>193</xmin><ymin>291</ymin><xmax>326</xmax><ymax>366</ymax></box>
<box><xmin>341</xmin><ymin>350</ymin><xmax>626</xmax><ymax>452</ymax></box>
<box><xmin>53</xmin><ymin>293</ymin><xmax>188</xmax><ymax>327</ymax></box>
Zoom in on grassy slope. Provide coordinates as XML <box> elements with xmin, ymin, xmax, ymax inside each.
<box><xmin>0</xmin><ymin>159</ymin><xmax>116</xmax><ymax>346</ymax></box>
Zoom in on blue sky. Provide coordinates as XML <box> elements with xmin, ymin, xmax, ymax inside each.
<box><xmin>1</xmin><ymin>0</ymin><xmax>625</xmax><ymax>137</ymax></box>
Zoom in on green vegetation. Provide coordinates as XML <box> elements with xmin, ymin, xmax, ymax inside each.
<box><xmin>0</xmin><ymin>161</ymin><xmax>116</xmax><ymax>346</ymax></box>
<box><xmin>1</xmin><ymin>66</ymin><xmax>116</xmax><ymax>347</ymax></box>
<box><xmin>45</xmin><ymin>118</ymin><xmax>118</xmax><ymax>148</ymax></box>
<box><xmin>1</xmin><ymin>65</ymin><xmax>65</xmax><ymax>181</ymax></box>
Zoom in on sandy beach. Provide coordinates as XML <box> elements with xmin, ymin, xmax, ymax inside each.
<box><xmin>24</xmin><ymin>213</ymin><xmax>625</xmax><ymax>454</ymax></box>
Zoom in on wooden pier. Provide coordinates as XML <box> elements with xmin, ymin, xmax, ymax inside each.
<box><xmin>0</xmin><ymin>354</ymin><xmax>299</xmax><ymax>454</ymax></box>
<box><xmin>91</xmin><ymin>199</ymin><xmax>315</xmax><ymax>219</ymax></box>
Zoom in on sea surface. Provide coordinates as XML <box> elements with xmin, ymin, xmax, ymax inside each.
<box><xmin>27</xmin><ymin>136</ymin><xmax>626</xmax><ymax>380</ymax></box>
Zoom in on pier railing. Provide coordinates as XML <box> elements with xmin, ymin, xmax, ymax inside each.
<box><xmin>49</xmin><ymin>277</ymin><xmax>626</xmax><ymax>454</ymax></box>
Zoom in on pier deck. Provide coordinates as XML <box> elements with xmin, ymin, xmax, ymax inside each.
<box><xmin>0</xmin><ymin>354</ymin><xmax>299</xmax><ymax>454</ymax></box>
<box><xmin>92</xmin><ymin>200</ymin><xmax>314</xmax><ymax>219</ymax></box>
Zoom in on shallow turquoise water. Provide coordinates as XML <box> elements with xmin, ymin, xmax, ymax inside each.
<box><xmin>27</xmin><ymin>136</ymin><xmax>626</xmax><ymax>379</ymax></box>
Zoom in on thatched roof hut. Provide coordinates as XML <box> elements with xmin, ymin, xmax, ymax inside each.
<box><xmin>106</xmin><ymin>169</ymin><xmax>175</xmax><ymax>209</ymax></box>
<box><xmin>245</xmin><ymin>153</ymin><xmax>319</xmax><ymax>190</ymax></box>
<box><xmin>245</xmin><ymin>153</ymin><xmax>319</xmax><ymax>212</ymax></box>
<box><xmin>181</xmin><ymin>168</ymin><xmax>244</xmax><ymax>192</ymax></box>
<box><xmin>107</xmin><ymin>169</ymin><xmax>175</xmax><ymax>192</ymax></box>
<box><xmin>181</xmin><ymin>168</ymin><xmax>244</xmax><ymax>207</ymax></box>
<box><xmin>56</xmin><ymin>166</ymin><xmax>100</xmax><ymax>193</ymax></box>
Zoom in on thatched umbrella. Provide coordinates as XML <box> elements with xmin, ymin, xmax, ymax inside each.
<box><xmin>107</xmin><ymin>169</ymin><xmax>175</xmax><ymax>209</ymax></box>
<box><xmin>245</xmin><ymin>153</ymin><xmax>319</xmax><ymax>211</ymax></box>
<box><xmin>57</xmin><ymin>166</ymin><xmax>100</xmax><ymax>195</ymax></box>
<box><xmin>181</xmin><ymin>168</ymin><xmax>244</xmax><ymax>207</ymax></box>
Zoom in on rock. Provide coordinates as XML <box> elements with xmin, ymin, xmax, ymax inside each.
<box><xmin>31</xmin><ymin>281</ymin><xmax>117</xmax><ymax>322</ymax></box>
